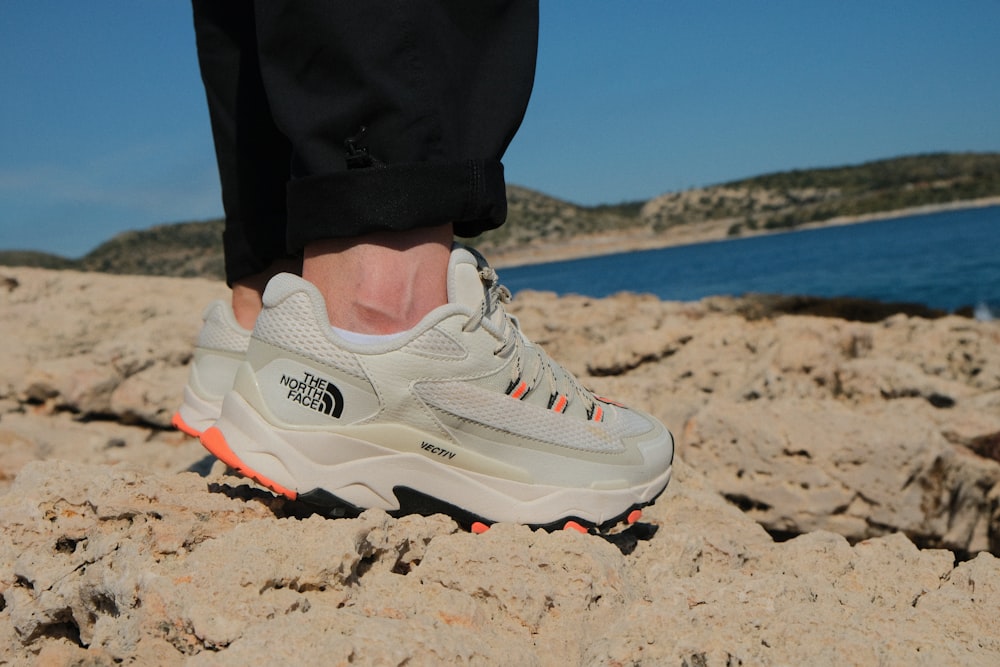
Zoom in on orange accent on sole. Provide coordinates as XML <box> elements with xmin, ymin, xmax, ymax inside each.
<box><xmin>552</xmin><ymin>395</ymin><xmax>568</xmax><ymax>413</ymax></box>
<box><xmin>471</xmin><ymin>522</ymin><xmax>491</xmax><ymax>534</ymax></box>
<box><xmin>563</xmin><ymin>520</ymin><xmax>588</xmax><ymax>534</ymax></box>
<box><xmin>627</xmin><ymin>509</ymin><xmax>643</xmax><ymax>524</ymax></box>
<box><xmin>200</xmin><ymin>426</ymin><xmax>298</xmax><ymax>500</ymax></box>
<box><xmin>171</xmin><ymin>411</ymin><xmax>202</xmax><ymax>438</ymax></box>
<box><xmin>510</xmin><ymin>381</ymin><xmax>528</xmax><ymax>400</ymax></box>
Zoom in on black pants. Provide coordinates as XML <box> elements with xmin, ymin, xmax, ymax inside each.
<box><xmin>192</xmin><ymin>0</ymin><xmax>538</xmax><ymax>285</ymax></box>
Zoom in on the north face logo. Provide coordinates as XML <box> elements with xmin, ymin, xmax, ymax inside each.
<box><xmin>280</xmin><ymin>371</ymin><xmax>344</xmax><ymax>418</ymax></box>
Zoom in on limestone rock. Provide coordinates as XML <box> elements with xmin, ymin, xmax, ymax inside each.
<box><xmin>2</xmin><ymin>460</ymin><xmax>999</xmax><ymax>665</ymax></box>
<box><xmin>3</xmin><ymin>266</ymin><xmax>1000</xmax><ymax>663</ymax></box>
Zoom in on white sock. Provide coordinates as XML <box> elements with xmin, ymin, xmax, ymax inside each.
<box><xmin>330</xmin><ymin>325</ymin><xmax>408</xmax><ymax>346</ymax></box>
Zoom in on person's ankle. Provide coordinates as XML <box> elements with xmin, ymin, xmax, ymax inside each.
<box><xmin>302</xmin><ymin>225</ymin><xmax>453</xmax><ymax>335</ymax></box>
<box><xmin>231</xmin><ymin>257</ymin><xmax>302</xmax><ymax>329</ymax></box>
<box><xmin>231</xmin><ymin>284</ymin><xmax>263</xmax><ymax>330</ymax></box>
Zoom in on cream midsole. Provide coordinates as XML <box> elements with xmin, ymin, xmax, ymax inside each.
<box><xmin>177</xmin><ymin>385</ymin><xmax>222</xmax><ymax>435</ymax></box>
<box><xmin>214</xmin><ymin>391</ymin><xmax>672</xmax><ymax>526</ymax></box>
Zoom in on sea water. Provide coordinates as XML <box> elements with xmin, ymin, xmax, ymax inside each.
<box><xmin>498</xmin><ymin>205</ymin><xmax>1000</xmax><ymax>317</ymax></box>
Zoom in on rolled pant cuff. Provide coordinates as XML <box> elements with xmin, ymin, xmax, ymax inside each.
<box><xmin>286</xmin><ymin>159</ymin><xmax>508</xmax><ymax>249</ymax></box>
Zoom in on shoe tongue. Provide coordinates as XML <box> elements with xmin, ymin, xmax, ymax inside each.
<box><xmin>447</xmin><ymin>246</ymin><xmax>487</xmax><ymax>311</ymax></box>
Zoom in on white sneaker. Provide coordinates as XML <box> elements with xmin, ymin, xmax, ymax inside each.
<box><xmin>172</xmin><ymin>300</ymin><xmax>251</xmax><ymax>437</ymax></box>
<box><xmin>201</xmin><ymin>247</ymin><xmax>673</xmax><ymax>530</ymax></box>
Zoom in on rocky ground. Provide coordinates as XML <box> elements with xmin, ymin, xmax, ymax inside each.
<box><xmin>1</xmin><ymin>266</ymin><xmax>999</xmax><ymax>665</ymax></box>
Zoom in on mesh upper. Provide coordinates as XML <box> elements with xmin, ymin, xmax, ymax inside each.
<box><xmin>253</xmin><ymin>291</ymin><xmax>367</xmax><ymax>379</ymax></box>
<box><xmin>197</xmin><ymin>301</ymin><xmax>250</xmax><ymax>353</ymax></box>
<box><xmin>415</xmin><ymin>380</ymin><xmax>649</xmax><ymax>454</ymax></box>
<box><xmin>404</xmin><ymin>328</ymin><xmax>466</xmax><ymax>359</ymax></box>
<box><xmin>253</xmin><ymin>267</ymin><xmax>660</xmax><ymax>457</ymax></box>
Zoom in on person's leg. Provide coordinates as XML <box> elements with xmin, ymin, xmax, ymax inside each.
<box><xmin>177</xmin><ymin>0</ymin><xmax>301</xmax><ymax>434</ymax></box>
<box><xmin>230</xmin><ymin>257</ymin><xmax>301</xmax><ymax>328</ymax></box>
<box><xmin>197</xmin><ymin>0</ymin><xmax>674</xmax><ymax>533</ymax></box>
<box><xmin>252</xmin><ymin>0</ymin><xmax>537</xmax><ymax>332</ymax></box>
<box><xmin>192</xmin><ymin>0</ymin><xmax>300</xmax><ymax>328</ymax></box>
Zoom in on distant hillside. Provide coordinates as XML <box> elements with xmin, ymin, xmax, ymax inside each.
<box><xmin>474</xmin><ymin>185</ymin><xmax>643</xmax><ymax>251</ymax></box>
<box><xmin>80</xmin><ymin>220</ymin><xmax>226</xmax><ymax>279</ymax></box>
<box><xmin>641</xmin><ymin>152</ymin><xmax>1000</xmax><ymax>237</ymax></box>
<box><xmin>0</xmin><ymin>250</ymin><xmax>77</xmax><ymax>271</ymax></box>
<box><xmin>0</xmin><ymin>220</ymin><xmax>228</xmax><ymax>280</ymax></box>
<box><xmin>1</xmin><ymin>152</ymin><xmax>998</xmax><ymax>279</ymax></box>
<box><xmin>483</xmin><ymin>152</ymin><xmax>1000</xmax><ymax>252</ymax></box>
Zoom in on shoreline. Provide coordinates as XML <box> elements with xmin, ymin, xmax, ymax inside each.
<box><xmin>487</xmin><ymin>195</ymin><xmax>1000</xmax><ymax>269</ymax></box>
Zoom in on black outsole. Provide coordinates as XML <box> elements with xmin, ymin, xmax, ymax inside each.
<box><xmin>295</xmin><ymin>483</ymin><xmax>667</xmax><ymax>555</ymax></box>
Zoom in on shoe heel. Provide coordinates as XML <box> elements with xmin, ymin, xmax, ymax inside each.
<box><xmin>200</xmin><ymin>423</ymin><xmax>299</xmax><ymax>501</ymax></box>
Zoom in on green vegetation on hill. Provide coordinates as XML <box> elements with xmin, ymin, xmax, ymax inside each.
<box><xmin>81</xmin><ymin>220</ymin><xmax>226</xmax><ymax>279</ymax></box>
<box><xmin>477</xmin><ymin>152</ymin><xmax>1000</xmax><ymax>252</ymax></box>
<box><xmin>1</xmin><ymin>152</ymin><xmax>997</xmax><ymax>279</ymax></box>
<box><xmin>0</xmin><ymin>220</ymin><xmax>227</xmax><ymax>280</ymax></box>
<box><xmin>728</xmin><ymin>152</ymin><xmax>1000</xmax><ymax>232</ymax></box>
<box><xmin>472</xmin><ymin>185</ymin><xmax>643</xmax><ymax>249</ymax></box>
<box><xmin>0</xmin><ymin>250</ymin><xmax>77</xmax><ymax>271</ymax></box>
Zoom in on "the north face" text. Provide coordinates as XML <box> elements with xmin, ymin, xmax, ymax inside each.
<box><xmin>280</xmin><ymin>371</ymin><xmax>344</xmax><ymax>418</ymax></box>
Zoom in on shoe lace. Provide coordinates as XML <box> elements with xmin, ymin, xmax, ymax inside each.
<box><xmin>462</xmin><ymin>266</ymin><xmax>512</xmax><ymax>337</ymax></box>
<box><xmin>463</xmin><ymin>266</ymin><xmax>599</xmax><ymax>419</ymax></box>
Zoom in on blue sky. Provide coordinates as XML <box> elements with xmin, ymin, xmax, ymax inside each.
<box><xmin>2</xmin><ymin>2</ymin><xmax>998</xmax><ymax>258</ymax></box>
